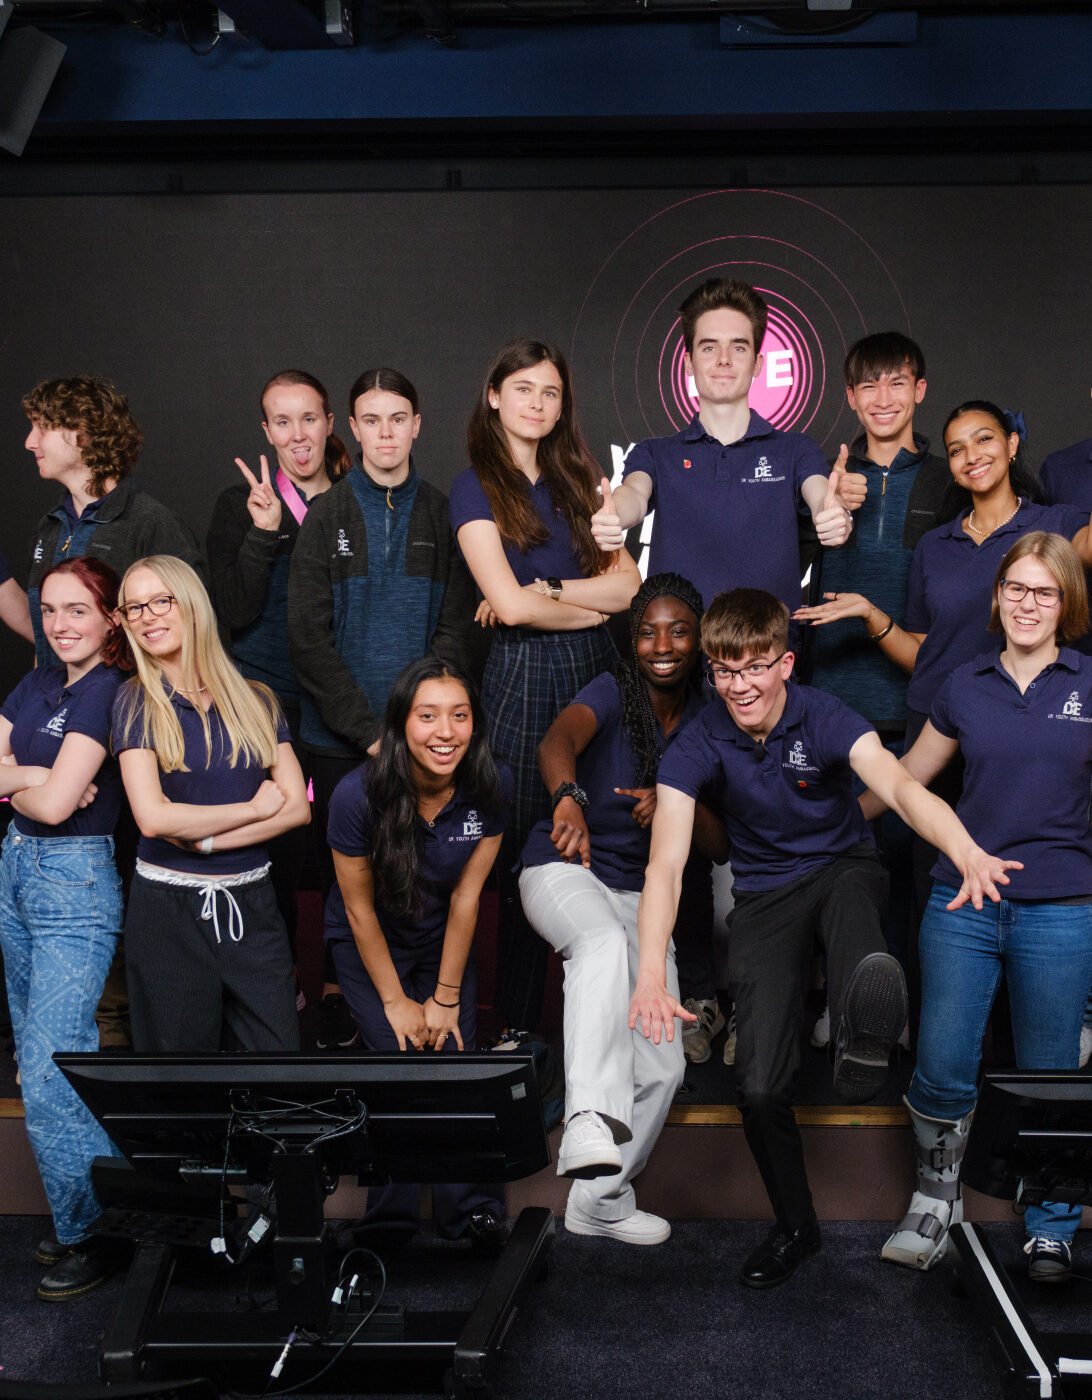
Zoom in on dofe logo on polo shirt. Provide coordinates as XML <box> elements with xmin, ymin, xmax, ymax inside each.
<box><xmin>43</xmin><ymin>708</ymin><xmax>68</xmax><ymax>738</ymax></box>
<box><xmin>459</xmin><ymin>811</ymin><xmax>484</xmax><ymax>841</ymax></box>
<box><xmin>336</xmin><ymin>529</ymin><xmax>352</xmax><ymax>557</ymax></box>
<box><xmin>1063</xmin><ymin>692</ymin><xmax>1083</xmax><ymax>719</ymax></box>
<box><xmin>745</xmin><ymin>455</ymin><xmax>786</xmax><ymax>485</ymax></box>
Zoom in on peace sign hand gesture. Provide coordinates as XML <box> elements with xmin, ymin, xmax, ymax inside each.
<box><xmin>234</xmin><ymin>454</ymin><xmax>283</xmax><ymax>533</ymax></box>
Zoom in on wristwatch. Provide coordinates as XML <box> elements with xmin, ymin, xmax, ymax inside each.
<box><xmin>546</xmin><ymin>577</ymin><xmax>563</xmax><ymax>600</ymax></box>
<box><xmin>552</xmin><ymin>781</ymin><xmax>589</xmax><ymax>812</ymax></box>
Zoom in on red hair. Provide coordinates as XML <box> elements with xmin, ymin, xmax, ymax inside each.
<box><xmin>39</xmin><ymin>557</ymin><xmax>133</xmax><ymax>671</ymax></box>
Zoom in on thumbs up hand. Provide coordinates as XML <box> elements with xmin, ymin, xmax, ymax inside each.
<box><xmin>812</xmin><ymin>445</ymin><xmax>856</xmax><ymax>547</ymax></box>
<box><xmin>591</xmin><ymin>475</ymin><xmax>625</xmax><ymax>551</ymax></box>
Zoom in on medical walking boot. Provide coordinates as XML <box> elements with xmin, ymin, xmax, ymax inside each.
<box><xmin>882</xmin><ymin>1099</ymin><xmax>973</xmax><ymax>1270</ymax></box>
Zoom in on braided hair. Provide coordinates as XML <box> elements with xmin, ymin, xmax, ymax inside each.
<box><xmin>615</xmin><ymin>572</ymin><xmax>704</xmax><ymax>786</ymax></box>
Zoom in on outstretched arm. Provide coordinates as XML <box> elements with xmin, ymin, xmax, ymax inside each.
<box><xmin>590</xmin><ymin>471</ymin><xmax>652</xmax><ymax>550</ymax></box>
<box><xmin>849</xmin><ymin>731</ymin><xmax>1021</xmax><ymax>910</ymax></box>
<box><xmin>629</xmin><ymin>785</ymin><xmax>700</xmax><ymax>1043</ymax></box>
<box><xmin>793</xmin><ymin>592</ymin><xmax>924</xmax><ymax>675</ymax></box>
<box><xmin>858</xmin><ymin>721</ymin><xmax>958</xmax><ymax>821</ymax></box>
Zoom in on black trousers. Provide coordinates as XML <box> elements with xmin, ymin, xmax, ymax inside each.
<box><xmin>309</xmin><ymin>751</ymin><xmax>363</xmax><ymax>983</ymax></box>
<box><xmin>728</xmin><ymin>846</ymin><xmax>889</xmax><ymax>1231</ymax></box>
<box><xmin>125</xmin><ymin>873</ymin><xmax>300</xmax><ymax>1053</ymax></box>
<box><xmin>329</xmin><ymin>937</ymin><xmax>502</xmax><ymax>1236</ymax></box>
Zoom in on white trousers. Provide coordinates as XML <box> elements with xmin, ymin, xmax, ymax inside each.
<box><xmin>519</xmin><ymin>862</ymin><xmax>684</xmax><ymax>1220</ymax></box>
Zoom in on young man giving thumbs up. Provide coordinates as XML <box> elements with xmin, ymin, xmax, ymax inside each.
<box><xmin>590</xmin><ymin>277</ymin><xmax>862</xmax><ymax>1060</ymax></box>
<box><xmin>590</xmin><ymin>276</ymin><xmax>861</xmax><ymax>614</ymax></box>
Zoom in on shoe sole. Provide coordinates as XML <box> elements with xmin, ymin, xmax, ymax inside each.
<box><xmin>36</xmin><ymin>1270</ymin><xmax>115</xmax><ymax>1302</ymax></box>
<box><xmin>564</xmin><ymin>1212</ymin><xmax>671</xmax><ymax>1246</ymax></box>
<box><xmin>34</xmin><ymin>1245</ymin><xmax>70</xmax><ymax>1267</ymax></box>
<box><xmin>557</xmin><ymin>1151</ymin><xmax>623</xmax><ymax>1180</ymax></box>
<box><xmin>833</xmin><ymin>954</ymin><xmax>907</xmax><ymax>1104</ymax></box>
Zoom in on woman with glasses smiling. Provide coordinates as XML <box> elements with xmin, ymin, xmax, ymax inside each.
<box><xmin>864</xmin><ymin>532</ymin><xmax>1092</xmax><ymax>1284</ymax></box>
<box><xmin>111</xmin><ymin>555</ymin><xmax>309</xmax><ymax>1052</ymax></box>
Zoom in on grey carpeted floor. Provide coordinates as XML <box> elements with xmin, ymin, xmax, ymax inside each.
<box><xmin>1</xmin><ymin>1215</ymin><xmax>1090</xmax><ymax>1399</ymax></box>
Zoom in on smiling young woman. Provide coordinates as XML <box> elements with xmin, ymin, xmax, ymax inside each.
<box><xmin>111</xmin><ymin>555</ymin><xmax>310</xmax><ymax>1056</ymax></box>
<box><xmin>871</xmin><ymin>532</ymin><xmax>1092</xmax><ymax>1284</ymax></box>
<box><xmin>518</xmin><ymin>574</ymin><xmax>713</xmax><ymax>1246</ymax></box>
<box><xmin>449</xmin><ymin>339</ymin><xmax>641</xmax><ymax>1031</ymax></box>
<box><xmin>0</xmin><ymin>557</ymin><xmax>132</xmax><ymax>1301</ymax></box>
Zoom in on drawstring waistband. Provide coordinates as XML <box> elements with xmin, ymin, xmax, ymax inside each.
<box><xmin>136</xmin><ymin>860</ymin><xmax>271</xmax><ymax>944</ymax></box>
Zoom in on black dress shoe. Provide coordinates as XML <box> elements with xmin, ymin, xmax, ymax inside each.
<box><xmin>36</xmin><ymin>1239</ymin><xmax>122</xmax><ymax>1302</ymax></box>
<box><xmin>34</xmin><ymin>1230</ymin><xmax>69</xmax><ymax>1266</ymax></box>
<box><xmin>739</xmin><ymin>1221</ymin><xmax>822</xmax><ymax>1289</ymax></box>
<box><xmin>466</xmin><ymin>1209</ymin><xmax>508</xmax><ymax>1258</ymax></box>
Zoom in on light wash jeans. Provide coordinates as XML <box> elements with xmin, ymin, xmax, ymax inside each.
<box><xmin>0</xmin><ymin>828</ymin><xmax>122</xmax><ymax>1244</ymax></box>
<box><xmin>909</xmin><ymin>884</ymin><xmax>1092</xmax><ymax>1243</ymax></box>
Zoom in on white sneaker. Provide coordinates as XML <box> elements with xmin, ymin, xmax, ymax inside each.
<box><xmin>1080</xmin><ymin>1025</ymin><xmax>1092</xmax><ymax>1069</ymax></box>
<box><xmin>810</xmin><ymin>1004</ymin><xmax>830</xmax><ymax>1050</ymax></box>
<box><xmin>722</xmin><ymin>1011</ymin><xmax>738</xmax><ymax>1067</ymax></box>
<box><xmin>556</xmin><ymin>1111</ymin><xmax>623</xmax><ymax>1179</ymax></box>
<box><xmin>681</xmin><ymin>997</ymin><xmax>724</xmax><ymax>1064</ymax></box>
<box><xmin>565</xmin><ymin>1198</ymin><xmax>671</xmax><ymax>1245</ymax></box>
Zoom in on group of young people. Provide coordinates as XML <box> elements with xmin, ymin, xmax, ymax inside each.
<box><xmin>2</xmin><ymin>274</ymin><xmax>1091</xmax><ymax>1309</ymax></box>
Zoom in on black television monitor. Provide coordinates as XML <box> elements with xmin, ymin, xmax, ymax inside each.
<box><xmin>56</xmin><ymin>1052</ymin><xmax>549</xmax><ymax>1187</ymax></box>
<box><xmin>961</xmin><ymin>1070</ymin><xmax>1092</xmax><ymax>1208</ymax></box>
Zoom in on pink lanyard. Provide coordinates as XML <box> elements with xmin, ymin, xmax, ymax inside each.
<box><xmin>275</xmin><ymin>469</ymin><xmax>309</xmax><ymax>527</ymax></box>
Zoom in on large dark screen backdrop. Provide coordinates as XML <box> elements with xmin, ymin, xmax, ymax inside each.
<box><xmin>2</xmin><ymin>182</ymin><xmax>1090</xmax><ymax>690</ymax></box>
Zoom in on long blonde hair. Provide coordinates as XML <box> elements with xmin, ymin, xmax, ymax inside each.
<box><xmin>113</xmin><ymin>555</ymin><xmax>281</xmax><ymax>773</ymax></box>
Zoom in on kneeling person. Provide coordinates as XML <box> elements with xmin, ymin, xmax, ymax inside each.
<box><xmin>520</xmin><ymin>574</ymin><xmax>717</xmax><ymax>1246</ymax></box>
<box><xmin>630</xmin><ymin>588</ymin><xmax>1016</xmax><ymax>1288</ymax></box>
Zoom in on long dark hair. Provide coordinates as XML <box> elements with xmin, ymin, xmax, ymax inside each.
<box><xmin>465</xmin><ymin>338</ymin><xmax>605</xmax><ymax>577</ymax></box>
<box><xmin>260</xmin><ymin>369</ymin><xmax>352</xmax><ymax>478</ymax></box>
<box><xmin>368</xmin><ymin>656</ymin><xmax>502</xmax><ymax>919</ymax></box>
<box><xmin>938</xmin><ymin>399</ymin><xmax>1043</xmax><ymax>523</ymax></box>
<box><xmin>40</xmin><ymin>556</ymin><xmax>133</xmax><ymax>671</ymax></box>
<box><xmin>615</xmin><ymin>573</ymin><xmax>704</xmax><ymax>786</ymax></box>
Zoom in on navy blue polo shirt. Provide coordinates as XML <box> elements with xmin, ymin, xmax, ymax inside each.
<box><xmin>324</xmin><ymin>761</ymin><xmax>510</xmax><ymax>949</ymax></box>
<box><xmin>520</xmin><ymin>671</ymin><xmax>705</xmax><ymax>892</ymax></box>
<box><xmin>1040</xmin><ymin>438</ymin><xmax>1092</xmax><ymax>511</ymax></box>
<box><xmin>111</xmin><ymin>683</ymin><xmax>290</xmax><ymax>876</ymax></box>
<box><xmin>2</xmin><ymin>662</ymin><xmax>124</xmax><ymax>838</ymax></box>
<box><xmin>449</xmin><ymin>468</ymin><xmax>584</xmax><ymax>585</ymax></box>
<box><xmin>621</xmin><ymin>412</ymin><xmax>827</xmax><ymax>609</ymax></box>
<box><xmin>929</xmin><ymin>650</ymin><xmax>1092</xmax><ymax>899</ymax></box>
<box><xmin>658</xmin><ymin>681</ymin><xmax>874</xmax><ymax>892</ymax></box>
<box><xmin>904</xmin><ymin>501</ymin><xmax>1087</xmax><ymax>715</ymax></box>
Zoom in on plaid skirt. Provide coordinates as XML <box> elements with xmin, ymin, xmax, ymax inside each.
<box><xmin>483</xmin><ymin>623</ymin><xmax>618</xmax><ymax>854</ymax></box>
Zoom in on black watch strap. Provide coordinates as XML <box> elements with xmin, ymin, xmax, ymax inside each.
<box><xmin>552</xmin><ymin>781</ymin><xmax>589</xmax><ymax>812</ymax></box>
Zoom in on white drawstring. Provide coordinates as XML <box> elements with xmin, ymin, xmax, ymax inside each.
<box><xmin>136</xmin><ymin>860</ymin><xmax>270</xmax><ymax>944</ymax></box>
<box><xmin>198</xmin><ymin>882</ymin><xmax>245</xmax><ymax>943</ymax></box>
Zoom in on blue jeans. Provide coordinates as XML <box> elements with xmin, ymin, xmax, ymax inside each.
<box><xmin>0</xmin><ymin>828</ymin><xmax>122</xmax><ymax>1244</ymax></box>
<box><xmin>909</xmin><ymin>885</ymin><xmax>1092</xmax><ymax>1243</ymax></box>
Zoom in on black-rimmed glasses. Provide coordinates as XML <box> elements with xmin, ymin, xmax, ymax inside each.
<box><xmin>706</xmin><ymin>652</ymin><xmax>787</xmax><ymax>685</ymax></box>
<box><xmin>119</xmin><ymin>594</ymin><xmax>176</xmax><ymax>624</ymax></box>
<box><xmin>999</xmin><ymin>579</ymin><xmax>1062</xmax><ymax>607</ymax></box>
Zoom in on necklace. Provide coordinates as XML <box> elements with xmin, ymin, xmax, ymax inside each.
<box><xmin>966</xmin><ymin>497</ymin><xmax>1021</xmax><ymax>539</ymax></box>
<box><xmin>418</xmin><ymin>783</ymin><xmax>455</xmax><ymax>827</ymax></box>
<box><xmin>174</xmin><ymin>684</ymin><xmax>209</xmax><ymax>696</ymax></box>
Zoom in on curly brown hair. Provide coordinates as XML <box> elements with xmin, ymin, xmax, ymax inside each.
<box><xmin>22</xmin><ymin>376</ymin><xmax>143</xmax><ymax>498</ymax></box>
